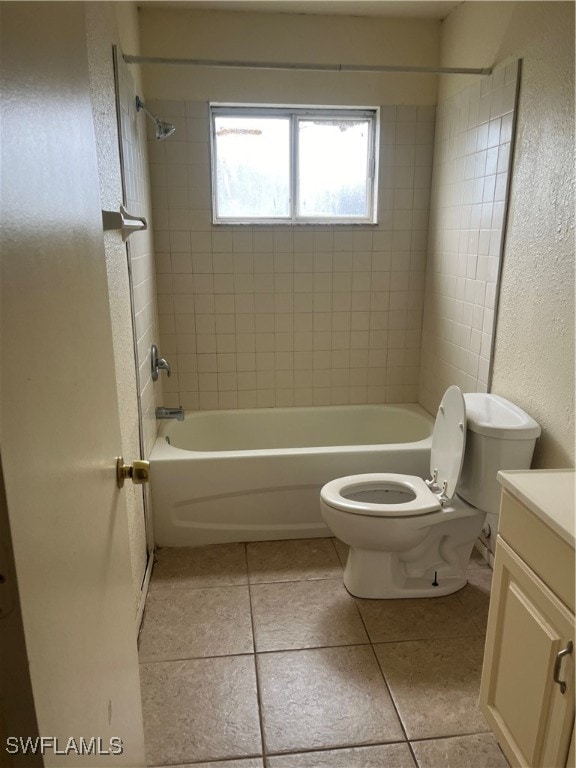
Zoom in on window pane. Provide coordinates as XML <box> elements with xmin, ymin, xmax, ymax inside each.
<box><xmin>214</xmin><ymin>116</ymin><xmax>290</xmax><ymax>219</ymax></box>
<box><xmin>297</xmin><ymin>118</ymin><xmax>371</xmax><ymax>218</ymax></box>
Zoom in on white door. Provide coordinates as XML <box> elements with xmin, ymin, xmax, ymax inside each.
<box><xmin>0</xmin><ymin>3</ymin><xmax>146</xmax><ymax>766</ymax></box>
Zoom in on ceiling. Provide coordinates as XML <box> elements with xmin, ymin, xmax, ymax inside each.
<box><xmin>138</xmin><ymin>1</ymin><xmax>464</xmax><ymax>20</ymax></box>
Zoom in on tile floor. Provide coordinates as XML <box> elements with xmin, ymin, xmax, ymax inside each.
<box><xmin>139</xmin><ymin>538</ymin><xmax>508</xmax><ymax>768</ymax></box>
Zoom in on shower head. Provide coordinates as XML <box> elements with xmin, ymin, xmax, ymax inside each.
<box><xmin>155</xmin><ymin>119</ymin><xmax>176</xmax><ymax>141</ymax></box>
<box><xmin>135</xmin><ymin>96</ymin><xmax>176</xmax><ymax>141</ymax></box>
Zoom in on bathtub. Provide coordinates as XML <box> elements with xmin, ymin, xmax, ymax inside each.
<box><xmin>149</xmin><ymin>404</ymin><xmax>434</xmax><ymax>547</ymax></box>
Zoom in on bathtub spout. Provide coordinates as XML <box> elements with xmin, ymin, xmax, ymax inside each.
<box><xmin>156</xmin><ymin>406</ymin><xmax>184</xmax><ymax>421</ymax></box>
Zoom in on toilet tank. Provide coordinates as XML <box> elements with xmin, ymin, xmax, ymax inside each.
<box><xmin>457</xmin><ymin>394</ymin><xmax>541</xmax><ymax>516</ymax></box>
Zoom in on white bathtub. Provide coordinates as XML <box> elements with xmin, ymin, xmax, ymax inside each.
<box><xmin>149</xmin><ymin>404</ymin><xmax>434</xmax><ymax>547</ymax></box>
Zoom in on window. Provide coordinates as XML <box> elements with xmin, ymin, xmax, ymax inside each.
<box><xmin>210</xmin><ymin>104</ymin><xmax>379</xmax><ymax>225</ymax></box>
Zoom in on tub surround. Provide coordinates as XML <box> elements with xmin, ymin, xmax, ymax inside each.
<box><xmin>148</xmin><ymin>101</ymin><xmax>435</xmax><ymax>412</ymax></box>
<box><xmin>135</xmin><ymin>5</ymin><xmax>575</xmax><ymax>472</ymax></box>
<box><xmin>419</xmin><ymin>61</ymin><xmax>519</xmax><ymax>414</ymax></box>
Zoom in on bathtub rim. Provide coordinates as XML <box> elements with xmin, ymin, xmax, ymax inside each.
<box><xmin>150</xmin><ymin>403</ymin><xmax>435</xmax><ymax>461</ymax></box>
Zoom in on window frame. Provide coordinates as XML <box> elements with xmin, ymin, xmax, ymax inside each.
<box><xmin>209</xmin><ymin>103</ymin><xmax>380</xmax><ymax>226</ymax></box>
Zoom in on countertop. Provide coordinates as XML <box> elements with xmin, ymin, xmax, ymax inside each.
<box><xmin>498</xmin><ymin>469</ymin><xmax>575</xmax><ymax>549</ymax></box>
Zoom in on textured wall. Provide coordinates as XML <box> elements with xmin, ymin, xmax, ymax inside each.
<box><xmin>419</xmin><ymin>62</ymin><xmax>518</xmax><ymax>414</ymax></box>
<box><xmin>440</xmin><ymin>2</ymin><xmax>575</xmax><ymax>468</ymax></box>
<box><xmin>138</xmin><ymin>8</ymin><xmax>440</xmax><ymax>105</ymax></box>
<box><xmin>149</xmin><ymin>101</ymin><xmax>435</xmax><ymax>409</ymax></box>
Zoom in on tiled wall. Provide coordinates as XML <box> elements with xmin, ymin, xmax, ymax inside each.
<box><xmin>148</xmin><ymin>101</ymin><xmax>435</xmax><ymax>410</ymax></box>
<box><xmin>117</xmin><ymin>58</ymin><xmax>163</xmax><ymax>456</ymax></box>
<box><xmin>419</xmin><ymin>63</ymin><xmax>519</xmax><ymax>414</ymax></box>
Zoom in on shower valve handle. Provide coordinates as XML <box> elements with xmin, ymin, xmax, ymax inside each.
<box><xmin>151</xmin><ymin>344</ymin><xmax>171</xmax><ymax>380</ymax></box>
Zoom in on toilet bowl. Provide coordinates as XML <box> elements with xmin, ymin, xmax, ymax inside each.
<box><xmin>320</xmin><ymin>386</ymin><xmax>541</xmax><ymax>599</ymax></box>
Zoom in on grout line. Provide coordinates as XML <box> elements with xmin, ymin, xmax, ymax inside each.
<box><xmin>147</xmin><ymin>752</ymin><xmax>264</xmax><ymax>767</ymax></box>
<box><xmin>408</xmin><ymin>728</ymin><xmax>493</xmax><ymax>744</ymax></box>
<box><xmin>264</xmin><ymin>737</ymin><xmax>410</xmax><ymax>758</ymax></box>
<box><xmin>353</xmin><ymin>605</ymin><xmax>420</xmax><ymax>766</ymax></box>
<box><xmin>144</xmin><ymin>543</ymin><xmax>493</xmax><ymax>763</ymax></box>
<box><xmin>368</xmin><ymin>630</ymin><xmax>484</xmax><ymax>646</ymax></box>
<box><xmin>149</xmin><ymin>573</ymin><xmax>345</xmax><ymax>592</ymax></box>
<box><xmin>139</xmin><ymin>629</ymin><xmax>486</xmax><ymax>665</ymax></box>
<box><xmin>146</xmin><ymin>729</ymin><xmax>496</xmax><ymax>768</ymax></box>
<box><xmin>257</xmin><ymin>641</ymin><xmax>373</xmax><ymax>656</ymax></box>
<box><xmin>150</xmin><ymin>581</ymin><xmax>248</xmax><ymax>595</ymax></box>
<box><xmin>139</xmin><ymin>650</ymin><xmax>256</xmax><ymax>666</ymax></box>
<box><xmin>148</xmin><ymin>581</ymin><xmax>251</xmax><ymax>592</ymax></box>
<box><xmin>246</xmin><ymin>543</ymin><xmax>268</xmax><ymax>761</ymax></box>
<box><xmin>249</xmin><ymin>573</ymin><xmax>344</xmax><ymax>586</ymax></box>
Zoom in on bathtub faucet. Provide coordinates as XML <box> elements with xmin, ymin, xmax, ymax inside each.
<box><xmin>155</xmin><ymin>406</ymin><xmax>184</xmax><ymax>421</ymax></box>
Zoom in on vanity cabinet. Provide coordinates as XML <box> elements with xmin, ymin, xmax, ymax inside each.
<box><xmin>480</xmin><ymin>474</ymin><xmax>575</xmax><ymax>768</ymax></box>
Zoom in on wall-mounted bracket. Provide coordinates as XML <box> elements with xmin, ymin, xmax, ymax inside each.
<box><xmin>102</xmin><ymin>205</ymin><xmax>147</xmax><ymax>241</ymax></box>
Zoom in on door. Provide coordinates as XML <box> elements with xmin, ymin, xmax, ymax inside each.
<box><xmin>0</xmin><ymin>3</ymin><xmax>146</xmax><ymax>766</ymax></box>
<box><xmin>480</xmin><ymin>538</ymin><xmax>574</xmax><ymax>768</ymax></box>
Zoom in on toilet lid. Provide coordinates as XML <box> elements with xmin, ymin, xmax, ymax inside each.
<box><xmin>430</xmin><ymin>385</ymin><xmax>467</xmax><ymax>500</ymax></box>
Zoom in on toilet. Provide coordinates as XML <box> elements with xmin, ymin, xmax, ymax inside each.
<box><xmin>320</xmin><ymin>387</ymin><xmax>541</xmax><ymax>599</ymax></box>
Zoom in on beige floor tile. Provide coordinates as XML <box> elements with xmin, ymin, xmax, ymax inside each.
<box><xmin>150</xmin><ymin>761</ymin><xmax>264</xmax><ymax>768</ymax></box>
<box><xmin>332</xmin><ymin>538</ymin><xmax>349</xmax><ymax>568</ymax></box>
<box><xmin>151</xmin><ymin>544</ymin><xmax>248</xmax><ymax>589</ymax></box>
<box><xmin>375</xmin><ymin>636</ymin><xmax>489</xmax><ymax>740</ymax></box>
<box><xmin>257</xmin><ymin>645</ymin><xmax>404</xmax><ymax>754</ymax></box>
<box><xmin>251</xmin><ymin>578</ymin><xmax>368</xmax><ymax>651</ymax></box>
<box><xmin>139</xmin><ymin>586</ymin><xmax>253</xmax><ymax>662</ymax></box>
<box><xmin>356</xmin><ymin>594</ymin><xmax>480</xmax><ymax>644</ymax></box>
<box><xmin>141</xmin><ymin>656</ymin><xmax>261</xmax><ymax>765</ymax></box>
<box><xmin>411</xmin><ymin>733</ymin><xmax>509</xmax><ymax>767</ymax></box>
<box><xmin>247</xmin><ymin>538</ymin><xmax>342</xmax><ymax>583</ymax></box>
<box><xmin>457</xmin><ymin>569</ymin><xmax>493</xmax><ymax>633</ymax></box>
<box><xmin>266</xmin><ymin>743</ymin><xmax>416</xmax><ymax>767</ymax></box>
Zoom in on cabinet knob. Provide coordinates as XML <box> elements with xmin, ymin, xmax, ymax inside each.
<box><xmin>553</xmin><ymin>640</ymin><xmax>573</xmax><ymax>694</ymax></box>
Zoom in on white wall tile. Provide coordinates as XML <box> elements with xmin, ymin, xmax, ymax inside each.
<box><xmin>419</xmin><ymin>63</ymin><xmax>519</xmax><ymax>413</ymax></box>
<box><xmin>148</xmin><ymin>102</ymin><xmax>435</xmax><ymax>409</ymax></box>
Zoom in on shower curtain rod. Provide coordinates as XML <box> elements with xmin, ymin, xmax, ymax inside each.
<box><xmin>123</xmin><ymin>54</ymin><xmax>491</xmax><ymax>76</ymax></box>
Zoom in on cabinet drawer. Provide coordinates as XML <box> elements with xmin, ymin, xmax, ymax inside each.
<box><xmin>499</xmin><ymin>490</ymin><xmax>575</xmax><ymax>612</ymax></box>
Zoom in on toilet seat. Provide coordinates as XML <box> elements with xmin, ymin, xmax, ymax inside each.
<box><xmin>321</xmin><ymin>473</ymin><xmax>442</xmax><ymax>517</ymax></box>
<box><xmin>321</xmin><ymin>386</ymin><xmax>468</xmax><ymax>520</ymax></box>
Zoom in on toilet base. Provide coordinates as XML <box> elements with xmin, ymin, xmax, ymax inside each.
<box><xmin>343</xmin><ymin>547</ymin><xmax>468</xmax><ymax>599</ymax></box>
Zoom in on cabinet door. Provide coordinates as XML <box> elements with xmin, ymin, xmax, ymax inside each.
<box><xmin>480</xmin><ymin>537</ymin><xmax>575</xmax><ymax>768</ymax></box>
<box><xmin>567</xmin><ymin>725</ymin><xmax>575</xmax><ymax>768</ymax></box>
